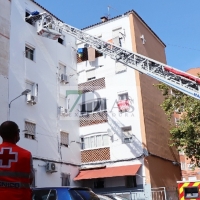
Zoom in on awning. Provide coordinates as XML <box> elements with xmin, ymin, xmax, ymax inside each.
<box><xmin>74</xmin><ymin>164</ymin><xmax>141</xmax><ymax>181</ymax></box>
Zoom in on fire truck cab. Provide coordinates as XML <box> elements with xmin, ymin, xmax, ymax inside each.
<box><xmin>177</xmin><ymin>180</ymin><xmax>200</xmax><ymax>200</ymax></box>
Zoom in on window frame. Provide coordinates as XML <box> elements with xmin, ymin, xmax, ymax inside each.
<box><xmin>24</xmin><ymin>120</ymin><xmax>36</xmax><ymax>140</ymax></box>
<box><xmin>25</xmin><ymin>45</ymin><xmax>35</xmax><ymax>61</ymax></box>
<box><xmin>61</xmin><ymin>173</ymin><xmax>70</xmax><ymax>186</ymax></box>
<box><xmin>80</xmin><ymin>98</ymin><xmax>107</xmax><ymax>116</ymax></box>
<box><xmin>60</xmin><ymin>131</ymin><xmax>69</xmax><ymax>147</ymax></box>
<box><xmin>82</xmin><ymin>133</ymin><xmax>109</xmax><ymax>150</ymax></box>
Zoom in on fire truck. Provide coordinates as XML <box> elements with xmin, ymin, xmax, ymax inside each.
<box><xmin>27</xmin><ymin>11</ymin><xmax>200</xmax><ymax>200</ymax></box>
<box><xmin>177</xmin><ymin>180</ymin><xmax>200</xmax><ymax>200</ymax></box>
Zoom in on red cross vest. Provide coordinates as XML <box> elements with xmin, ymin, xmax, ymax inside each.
<box><xmin>0</xmin><ymin>142</ymin><xmax>32</xmax><ymax>200</ymax></box>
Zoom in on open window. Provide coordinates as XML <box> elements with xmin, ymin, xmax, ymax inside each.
<box><xmin>80</xmin><ymin>98</ymin><xmax>107</xmax><ymax>116</ymax></box>
<box><xmin>26</xmin><ymin>81</ymin><xmax>38</xmax><ymax>105</ymax></box>
<box><xmin>25</xmin><ymin>45</ymin><xmax>35</xmax><ymax>61</ymax></box>
<box><xmin>117</xmin><ymin>92</ymin><xmax>129</xmax><ymax>112</ymax></box>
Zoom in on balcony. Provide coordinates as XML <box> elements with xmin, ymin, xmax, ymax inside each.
<box><xmin>78</xmin><ymin>77</ymin><xmax>105</xmax><ymax>94</ymax></box>
<box><xmin>81</xmin><ymin>147</ymin><xmax>110</xmax><ymax>163</ymax></box>
<box><xmin>79</xmin><ymin>111</ymin><xmax>108</xmax><ymax>127</ymax></box>
<box><xmin>117</xmin><ymin>100</ymin><xmax>130</xmax><ymax>112</ymax></box>
<box><xmin>77</xmin><ymin>48</ymin><xmax>103</xmax><ymax>63</ymax></box>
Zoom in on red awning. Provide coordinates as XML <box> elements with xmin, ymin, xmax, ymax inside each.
<box><xmin>74</xmin><ymin>164</ymin><xmax>141</xmax><ymax>181</ymax></box>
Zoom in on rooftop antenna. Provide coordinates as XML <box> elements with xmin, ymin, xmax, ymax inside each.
<box><xmin>107</xmin><ymin>6</ymin><xmax>110</xmax><ymax>19</ymax></box>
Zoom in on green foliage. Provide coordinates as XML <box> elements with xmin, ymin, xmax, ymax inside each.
<box><xmin>155</xmin><ymin>83</ymin><xmax>200</xmax><ymax>167</ymax></box>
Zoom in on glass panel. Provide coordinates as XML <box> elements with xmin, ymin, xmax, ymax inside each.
<box><xmin>101</xmin><ymin>99</ymin><xmax>107</xmax><ymax>111</ymax></box>
<box><xmin>184</xmin><ymin>187</ymin><xmax>199</xmax><ymax>198</ymax></box>
<box><xmin>84</xmin><ymin>137</ymin><xmax>90</xmax><ymax>149</ymax></box>
<box><xmin>87</xmin><ymin>102</ymin><xmax>93</xmax><ymax>113</ymax></box>
<box><xmin>96</xmin><ymin>135</ymin><xmax>102</xmax><ymax>147</ymax></box>
<box><xmin>69</xmin><ymin>188</ymin><xmax>99</xmax><ymax>200</ymax></box>
<box><xmin>102</xmin><ymin>135</ymin><xmax>109</xmax><ymax>146</ymax></box>
<box><xmin>81</xmin><ymin>104</ymin><xmax>86</xmax><ymax>114</ymax></box>
<box><xmin>32</xmin><ymin>189</ymin><xmax>57</xmax><ymax>200</ymax></box>
<box><xmin>90</xmin><ymin>136</ymin><xmax>96</xmax><ymax>148</ymax></box>
<box><xmin>94</xmin><ymin>100</ymin><xmax>101</xmax><ymax>112</ymax></box>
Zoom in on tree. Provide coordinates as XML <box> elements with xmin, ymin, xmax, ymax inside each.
<box><xmin>155</xmin><ymin>83</ymin><xmax>200</xmax><ymax>167</ymax></box>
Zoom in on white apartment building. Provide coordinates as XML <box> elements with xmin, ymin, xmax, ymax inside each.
<box><xmin>75</xmin><ymin>12</ymin><xmax>181</xmax><ymax>195</ymax></box>
<box><xmin>7</xmin><ymin>0</ymin><xmax>81</xmax><ymax>187</ymax></box>
<box><xmin>0</xmin><ymin>0</ymin><xmax>10</xmax><ymax>123</ymax></box>
<box><xmin>1</xmin><ymin>0</ymin><xmax>181</xmax><ymax>196</ymax></box>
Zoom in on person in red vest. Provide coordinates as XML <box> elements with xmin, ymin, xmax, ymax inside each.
<box><xmin>0</xmin><ymin>121</ymin><xmax>34</xmax><ymax>200</ymax></box>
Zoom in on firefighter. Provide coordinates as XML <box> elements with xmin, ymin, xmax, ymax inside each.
<box><xmin>0</xmin><ymin>121</ymin><xmax>34</xmax><ymax>200</ymax></box>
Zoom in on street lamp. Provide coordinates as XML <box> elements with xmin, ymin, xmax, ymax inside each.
<box><xmin>8</xmin><ymin>89</ymin><xmax>31</xmax><ymax>120</ymax></box>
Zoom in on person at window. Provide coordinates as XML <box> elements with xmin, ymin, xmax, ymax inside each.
<box><xmin>0</xmin><ymin>121</ymin><xmax>34</xmax><ymax>200</ymax></box>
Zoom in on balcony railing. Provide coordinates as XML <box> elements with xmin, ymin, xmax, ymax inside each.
<box><xmin>81</xmin><ymin>147</ymin><xmax>110</xmax><ymax>163</ymax></box>
<box><xmin>117</xmin><ymin>100</ymin><xmax>130</xmax><ymax>112</ymax></box>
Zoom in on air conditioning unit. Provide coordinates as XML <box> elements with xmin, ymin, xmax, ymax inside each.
<box><xmin>46</xmin><ymin>162</ymin><xmax>57</xmax><ymax>173</ymax></box>
<box><xmin>60</xmin><ymin>74</ymin><xmax>68</xmax><ymax>84</ymax></box>
<box><xmin>27</xmin><ymin>94</ymin><xmax>37</xmax><ymax>105</ymax></box>
<box><xmin>59</xmin><ymin>106</ymin><xmax>68</xmax><ymax>116</ymax></box>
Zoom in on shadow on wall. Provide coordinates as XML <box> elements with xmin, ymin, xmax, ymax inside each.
<box><xmin>107</xmin><ymin>113</ymin><xmax>144</xmax><ymax>158</ymax></box>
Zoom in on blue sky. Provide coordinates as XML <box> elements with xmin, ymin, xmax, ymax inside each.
<box><xmin>35</xmin><ymin>0</ymin><xmax>200</xmax><ymax>72</ymax></box>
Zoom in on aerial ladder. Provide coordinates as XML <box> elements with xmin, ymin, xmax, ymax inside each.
<box><xmin>26</xmin><ymin>11</ymin><xmax>200</xmax><ymax>100</ymax></box>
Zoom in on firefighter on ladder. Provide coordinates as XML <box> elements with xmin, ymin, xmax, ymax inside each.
<box><xmin>0</xmin><ymin>121</ymin><xmax>34</xmax><ymax>200</ymax></box>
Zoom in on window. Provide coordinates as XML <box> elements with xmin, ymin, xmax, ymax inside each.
<box><xmin>80</xmin><ymin>98</ymin><xmax>107</xmax><ymax>115</ymax></box>
<box><xmin>181</xmin><ymin>162</ymin><xmax>186</xmax><ymax>170</ymax></box>
<box><xmin>59</xmin><ymin>96</ymin><xmax>68</xmax><ymax>115</ymax></box>
<box><xmin>25</xmin><ymin>46</ymin><xmax>35</xmax><ymax>61</ymax></box>
<box><xmin>61</xmin><ymin>173</ymin><xmax>70</xmax><ymax>186</ymax></box>
<box><xmin>25</xmin><ymin>121</ymin><xmax>36</xmax><ymax>140</ymax></box>
<box><xmin>118</xmin><ymin>92</ymin><xmax>128</xmax><ymax>100</ymax></box>
<box><xmin>58</xmin><ymin>37</ymin><xmax>64</xmax><ymax>45</ymax></box>
<box><xmin>126</xmin><ymin>176</ymin><xmax>137</xmax><ymax>188</ymax></box>
<box><xmin>112</xmin><ymin>28</ymin><xmax>123</xmax><ymax>47</ymax></box>
<box><xmin>94</xmin><ymin>179</ymin><xmax>104</xmax><ymax>188</ymax></box>
<box><xmin>122</xmin><ymin>126</ymin><xmax>133</xmax><ymax>143</ymax></box>
<box><xmin>26</xmin><ymin>81</ymin><xmax>38</xmax><ymax>104</ymax></box>
<box><xmin>86</xmin><ymin>68</ymin><xmax>96</xmax><ymax>81</ymax></box>
<box><xmin>187</xmin><ymin>163</ymin><xmax>195</xmax><ymax>171</ymax></box>
<box><xmin>82</xmin><ymin>134</ymin><xmax>109</xmax><ymax>150</ymax></box>
<box><xmin>60</xmin><ymin>131</ymin><xmax>69</xmax><ymax>147</ymax></box>
<box><xmin>25</xmin><ymin>11</ymin><xmax>34</xmax><ymax>25</ymax></box>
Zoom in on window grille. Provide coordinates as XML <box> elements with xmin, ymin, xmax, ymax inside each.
<box><xmin>60</xmin><ymin>132</ymin><xmax>69</xmax><ymax>147</ymax></box>
<box><xmin>25</xmin><ymin>121</ymin><xmax>36</xmax><ymax>140</ymax></box>
<box><xmin>61</xmin><ymin>173</ymin><xmax>70</xmax><ymax>186</ymax></box>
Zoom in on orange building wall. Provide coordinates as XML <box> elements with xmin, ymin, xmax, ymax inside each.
<box><xmin>129</xmin><ymin>12</ymin><xmax>181</xmax><ymax>187</ymax></box>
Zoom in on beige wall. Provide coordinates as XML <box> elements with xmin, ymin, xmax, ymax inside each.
<box><xmin>129</xmin><ymin>12</ymin><xmax>181</xmax><ymax>186</ymax></box>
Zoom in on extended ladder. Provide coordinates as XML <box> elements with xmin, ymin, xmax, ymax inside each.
<box><xmin>26</xmin><ymin>12</ymin><xmax>200</xmax><ymax>100</ymax></box>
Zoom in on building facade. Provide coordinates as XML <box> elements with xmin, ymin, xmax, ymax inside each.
<box><xmin>178</xmin><ymin>68</ymin><xmax>200</xmax><ymax>181</ymax></box>
<box><xmin>0</xmin><ymin>0</ymin><xmax>10</xmax><ymax>123</ymax></box>
<box><xmin>7</xmin><ymin>0</ymin><xmax>81</xmax><ymax>187</ymax></box>
<box><xmin>75</xmin><ymin>11</ymin><xmax>181</xmax><ymax>195</ymax></box>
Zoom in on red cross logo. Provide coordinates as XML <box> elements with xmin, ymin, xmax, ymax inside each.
<box><xmin>0</xmin><ymin>148</ymin><xmax>18</xmax><ymax>168</ymax></box>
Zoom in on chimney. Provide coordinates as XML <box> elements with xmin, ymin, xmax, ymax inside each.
<box><xmin>100</xmin><ymin>16</ymin><xmax>108</xmax><ymax>22</ymax></box>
